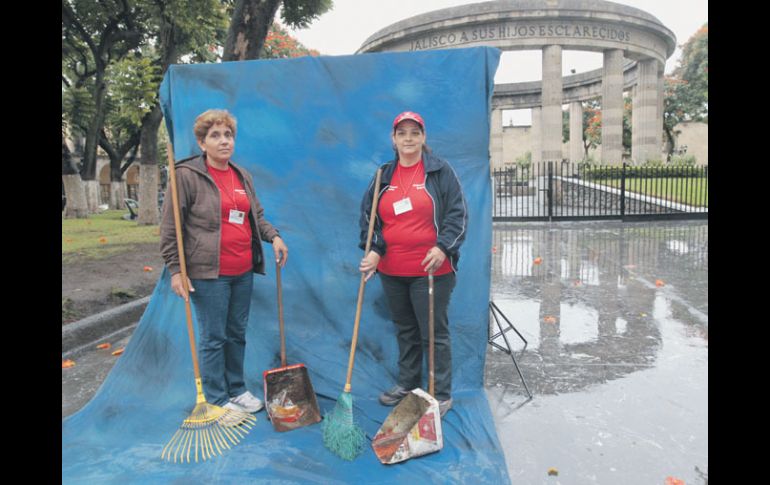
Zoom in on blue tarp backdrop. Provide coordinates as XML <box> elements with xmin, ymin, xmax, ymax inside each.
<box><xmin>62</xmin><ymin>47</ymin><xmax>508</xmax><ymax>484</ymax></box>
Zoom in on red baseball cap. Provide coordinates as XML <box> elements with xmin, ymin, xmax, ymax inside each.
<box><xmin>392</xmin><ymin>111</ymin><xmax>425</xmax><ymax>131</ymax></box>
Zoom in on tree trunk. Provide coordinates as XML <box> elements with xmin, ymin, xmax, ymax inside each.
<box><xmin>663</xmin><ymin>126</ymin><xmax>676</xmax><ymax>161</ymax></box>
<box><xmin>138</xmin><ymin>105</ymin><xmax>163</xmax><ymax>225</ymax></box>
<box><xmin>110</xmin><ymin>181</ymin><xmax>126</xmax><ymax>209</ymax></box>
<box><xmin>62</xmin><ymin>136</ymin><xmax>89</xmax><ymax>219</ymax></box>
<box><xmin>81</xmin><ymin>71</ymin><xmax>108</xmax><ymax>213</ymax></box>
<box><xmin>223</xmin><ymin>0</ymin><xmax>281</xmax><ymax>61</ymax></box>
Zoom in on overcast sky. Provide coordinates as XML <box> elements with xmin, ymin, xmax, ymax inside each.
<box><xmin>286</xmin><ymin>0</ymin><xmax>706</xmax><ymax>125</ymax></box>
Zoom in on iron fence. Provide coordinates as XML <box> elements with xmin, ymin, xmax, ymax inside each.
<box><xmin>492</xmin><ymin>162</ymin><xmax>708</xmax><ymax>221</ymax></box>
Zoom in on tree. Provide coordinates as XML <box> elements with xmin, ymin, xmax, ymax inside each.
<box><xmin>663</xmin><ymin>23</ymin><xmax>708</xmax><ymax>158</ymax></box>
<box><xmin>223</xmin><ymin>0</ymin><xmax>331</xmax><ymax>61</ymax></box>
<box><xmin>62</xmin><ymin>131</ymin><xmax>89</xmax><ymax>218</ymax></box>
<box><xmin>62</xmin><ymin>0</ymin><xmax>146</xmax><ymax>212</ymax></box>
<box><xmin>135</xmin><ymin>0</ymin><xmax>229</xmax><ymax>225</ymax></box>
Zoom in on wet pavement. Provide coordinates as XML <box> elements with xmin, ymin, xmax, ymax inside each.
<box><xmin>62</xmin><ymin>220</ymin><xmax>708</xmax><ymax>484</ymax></box>
<box><xmin>484</xmin><ymin>220</ymin><xmax>707</xmax><ymax>484</ymax></box>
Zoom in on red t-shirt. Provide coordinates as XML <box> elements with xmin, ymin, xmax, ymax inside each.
<box><xmin>377</xmin><ymin>161</ymin><xmax>452</xmax><ymax>276</ymax></box>
<box><xmin>207</xmin><ymin>162</ymin><xmax>253</xmax><ymax>276</ymax></box>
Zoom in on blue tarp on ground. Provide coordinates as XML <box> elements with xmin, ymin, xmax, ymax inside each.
<box><xmin>62</xmin><ymin>47</ymin><xmax>507</xmax><ymax>484</ymax></box>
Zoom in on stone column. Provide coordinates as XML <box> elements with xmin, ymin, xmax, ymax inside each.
<box><xmin>631</xmin><ymin>83</ymin><xmax>640</xmax><ymax>164</ymax></box>
<box><xmin>541</xmin><ymin>45</ymin><xmax>563</xmax><ymax>163</ymax></box>
<box><xmin>490</xmin><ymin>107</ymin><xmax>503</xmax><ymax>169</ymax></box>
<box><xmin>633</xmin><ymin>58</ymin><xmax>661</xmax><ymax>164</ymax></box>
<box><xmin>531</xmin><ymin>107</ymin><xmax>542</xmax><ymax>164</ymax></box>
<box><xmin>569</xmin><ymin>101</ymin><xmax>583</xmax><ymax>163</ymax></box>
<box><xmin>601</xmin><ymin>49</ymin><xmax>624</xmax><ymax>165</ymax></box>
<box><xmin>656</xmin><ymin>60</ymin><xmax>665</xmax><ymax>160</ymax></box>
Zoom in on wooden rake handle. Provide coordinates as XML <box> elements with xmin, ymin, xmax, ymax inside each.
<box><xmin>428</xmin><ymin>270</ymin><xmax>435</xmax><ymax>397</ymax></box>
<box><xmin>166</xmin><ymin>143</ymin><xmax>202</xmax><ymax>381</ymax></box>
<box><xmin>344</xmin><ymin>168</ymin><xmax>383</xmax><ymax>393</ymax></box>
<box><xmin>276</xmin><ymin>261</ymin><xmax>287</xmax><ymax>367</ymax></box>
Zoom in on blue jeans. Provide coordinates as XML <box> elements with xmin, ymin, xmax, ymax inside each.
<box><xmin>190</xmin><ymin>271</ymin><xmax>253</xmax><ymax>406</ymax></box>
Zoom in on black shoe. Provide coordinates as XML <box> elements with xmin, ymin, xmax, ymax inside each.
<box><xmin>379</xmin><ymin>385</ymin><xmax>411</xmax><ymax>406</ymax></box>
<box><xmin>438</xmin><ymin>398</ymin><xmax>453</xmax><ymax>417</ymax></box>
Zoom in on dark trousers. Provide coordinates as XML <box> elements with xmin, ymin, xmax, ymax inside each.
<box><xmin>379</xmin><ymin>272</ymin><xmax>456</xmax><ymax>401</ymax></box>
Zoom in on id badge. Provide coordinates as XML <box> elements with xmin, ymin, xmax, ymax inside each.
<box><xmin>229</xmin><ymin>209</ymin><xmax>245</xmax><ymax>225</ymax></box>
<box><xmin>393</xmin><ymin>197</ymin><xmax>413</xmax><ymax>216</ymax></box>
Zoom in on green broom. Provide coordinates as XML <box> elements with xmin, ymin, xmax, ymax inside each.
<box><xmin>322</xmin><ymin>168</ymin><xmax>383</xmax><ymax>460</ymax></box>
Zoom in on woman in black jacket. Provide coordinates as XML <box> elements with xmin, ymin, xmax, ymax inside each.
<box><xmin>359</xmin><ymin>111</ymin><xmax>467</xmax><ymax>417</ymax></box>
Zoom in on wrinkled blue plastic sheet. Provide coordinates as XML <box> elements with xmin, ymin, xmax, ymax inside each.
<box><xmin>62</xmin><ymin>47</ymin><xmax>507</xmax><ymax>484</ymax></box>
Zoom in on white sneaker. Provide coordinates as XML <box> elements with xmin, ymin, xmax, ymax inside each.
<box><xmin>230</xmin><ymin>391</ymin><xmax>264</xmax><ymax>413</ymax></box>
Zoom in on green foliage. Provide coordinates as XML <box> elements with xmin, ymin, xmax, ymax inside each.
<box><xmin>663</xmin><ymin>23</ymin><xmax>708</xmax><ymax>156</ymax></box>
<box><xmin>281</xmin><ymin>0</ymin><xmax>333</xmax><ymax>29</ymax></box>
<box><xmin>106</xmin><ymin>56</ymin><xmax>162</xmax><ymax>132</ymax></box>
<box><xmin>515</xmin><ymin>151</ymin><xmax>531</xmax><ymax>169</ymax></box>
<box><xmin>669</xmin><ymin>154</ymin><xmax>697</xmax><ymax>166</ymax></box>
<box><xmin>584</xmin><ymin>163</ymin><xmax>704</xmax><ymax>180</ymax></box>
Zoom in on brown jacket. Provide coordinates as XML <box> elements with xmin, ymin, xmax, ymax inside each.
<box><xmin>160</xmin><ymin>155</ymin><xmax>279</xmax><ymax>279</ymax></box>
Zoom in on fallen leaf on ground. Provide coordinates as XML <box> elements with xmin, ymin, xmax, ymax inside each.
<box><xmin>99</xmin><ymin>237</ymin><xmax>107</xmax><ymax>243</ymax></box>
<box><xmin>64</xmin><ymin>238</ymin><xmax>74</xmax><ymax>243</ymax></box>
<box><xmin>547</xmin><ymin>467</ymin><xmax>558</xmax><ymax>476</ymax></box>
<box><xmin>112</xmin><ymin>348</ymin><xmax>125</xmax><ymax>356</ymax></box>
<box><xmin>62</xmin><ymin>359</ymin><xmax>76</xmax><ymax>369</ymax></box>
<box><xmin>96</xmin><ymin>343</ymin><xmax>111</xmax><ymax>350</ymax></box>
<box><xmin>143</xmin><ymin>266</ymin><xmax>153</xmax><ymax>272</ymax></box>
<box><xmin>655</xmin><ymin>279</ymin><xmax>665</xmax><ymax>287</ymax></box>
<box><xmin>664</xmin><ymin>477</ymin><xmax>685</xmax><ymax>485</ymax></box>
<box><xmin>543</xmin><ymin>316</ymin><xmax>557</xmax><ymax>324</ymax></box>
<box><xmin>534</xmin><ymin>257</ymin><xmax>543</xmax><ymax>265</ymax></box>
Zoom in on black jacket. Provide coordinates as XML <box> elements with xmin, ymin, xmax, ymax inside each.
<box><xmin>359</xmin><ymin>150</ymin><xmax>468</xmax><ymax>272</ymax></box>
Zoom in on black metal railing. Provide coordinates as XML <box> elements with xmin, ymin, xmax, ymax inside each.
<box><xmin>492</xmin><ymin>161</ymin><xmax>708</xmax><ymax>221</ymax></box>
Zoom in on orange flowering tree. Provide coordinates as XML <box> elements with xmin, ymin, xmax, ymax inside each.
<box><xmin>261</xmin><ymin>23</ymin><xmax>320</xmax><ymax>59</ymax></box>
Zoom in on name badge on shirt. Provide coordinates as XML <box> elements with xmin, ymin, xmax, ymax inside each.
<box><xmin>393</xmin><ymin>197</ymin><xmax>413</xmax><ymax>216</ymax></box>
<box><xmin>229</xmin><ymin>209</ymin><xmax>245</xmax><ymax>225</ymax></box>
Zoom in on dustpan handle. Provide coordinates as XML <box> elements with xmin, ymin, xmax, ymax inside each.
<box><xmin>428</xmin><ymin>270</ymin><xmax>435</xmax><ymax>398</ymax></box>
<box><xmin>344</xmin><ymin>168</ymin><xmax>382</xmax><ymax>392</ymax></box>
<box><xmin>277</xmin><ymin>261</ymin><xmax>286</xmax><ymax>367</ymax></box>
<box><xmin>166</xmin><ymin>143</ymin><xmax>202</xmax><ymax>381</ymax></box>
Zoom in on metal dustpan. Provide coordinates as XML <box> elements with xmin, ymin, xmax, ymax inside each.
<box><xmin>262</xmin><ymin>262</ymin><xmax>321</xmax><ymax>432</ymax></box>
<box><xmin>372</xmin><ymin>272</ymin><xmax>444</xmax><ymax>463</ymax></box>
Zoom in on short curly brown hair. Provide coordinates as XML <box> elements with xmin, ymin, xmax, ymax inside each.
<box><xmin>193</xmin><ymin>109</ymin><xmax>237</xmax><ymax>141</ymax></box>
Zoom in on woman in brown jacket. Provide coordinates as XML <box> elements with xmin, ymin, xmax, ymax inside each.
<box><xmin>160</xmin><ymin>109</ymin><xmax>288</xmax><ymax>415</ymax></box>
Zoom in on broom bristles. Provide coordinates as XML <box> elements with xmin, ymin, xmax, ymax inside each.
<box><xmin>321</xmin><ymin>391</ymin><xmax>365</xmax><ymax>460</ymax></box>
<box><xmin>161</xmin><ymin>402</ymin><xmax>257</xmax><ymax>463</ymax></box>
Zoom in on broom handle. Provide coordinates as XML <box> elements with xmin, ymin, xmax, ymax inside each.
<box><xmin>277</xmin><ymin>261</ymin><xmax>286</xmax><ymax>367</ymax></box>
<box><xmin>344</xmin><ymin>168</ymin><xmax>382</xmax><ymax>393</ymax></box>
<box><xmin>428</xmin><ymin>270</ymin><xmax>435</xmax><ymax>397</ymax></box>
<box><xmin>166</xmin><ymin>143</ymin><xmax>202</xmax><ymax>381</ymax></box>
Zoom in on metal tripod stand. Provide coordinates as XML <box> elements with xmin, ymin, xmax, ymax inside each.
<box><xmin>488</xmin><ymin>300</ymin><xmax>533</xmax><ymax>399</ymax></box>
